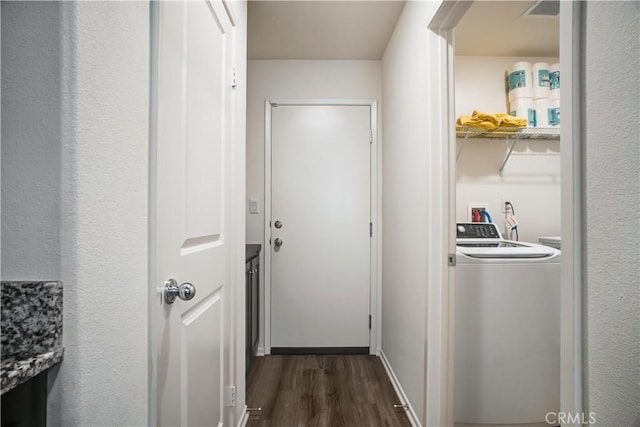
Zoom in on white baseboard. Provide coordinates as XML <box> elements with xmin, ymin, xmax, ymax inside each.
<box><xmin>379</xmin><ymin>349</ymin><xmax>422</xmax><ymax>427</ymax></box>
<box><xmin>257</xmin><ymin>346</ymin><xmax>265</xmax><ymax>357</ymax></box>
<box><xmin>237</xmin><ymin>406</ymin><xmax>249</xmax><ymax>427</ymax></box>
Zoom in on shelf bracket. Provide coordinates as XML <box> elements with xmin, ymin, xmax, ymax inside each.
<box><xmin>456</xmin><ymin>137</ymin><xmax>467</xmax><ymax>160</ymax></box>
<box><xmin>499</xmin><ymin>137</ymin><xmax>519</xmax><ymax>173</ymax></box>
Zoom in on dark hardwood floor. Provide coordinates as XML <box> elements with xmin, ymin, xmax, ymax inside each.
<box><xmin>246</xmin><ymin>355</ymin><xmax>412</xmax><ymax>427</ymax></box>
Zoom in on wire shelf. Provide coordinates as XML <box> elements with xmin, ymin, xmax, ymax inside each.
<box><xmin>455</xmin><ymin>126</ymin><xmax>560</xmax><ymax>172</ymax></box>
<box><xmin>456</xmin><ymin>126</ymin><xmax>560</xmax><ymax>140</ymax></box>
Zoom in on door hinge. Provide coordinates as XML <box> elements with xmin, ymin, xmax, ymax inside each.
<box><xmin>231</xmin><ymin>67</ymin><xmax>238</xmax><ymax>89</ymax></box>
<box><xmin>369</xmin><ymin>222</ymin><xmax>373</xmax><ymax>237</ymax></box>
<box><xmin>369</xmin><ymin>315</ymin><xmax>372</xmax><ymax>330</ymax></box>
<box><xmin>448</xmin><ymin>253</ymin><xmax>457</xmax><ymax>267</ymax></box>
<box><xmin>225</xmin><ymin>385</ymin><xmax>237</xmax><ymax>407</ymax></box>
<box><xmin>369</xmin><ymin>130</ymin><xmax>373</xmax><ymax>144</ymax></box>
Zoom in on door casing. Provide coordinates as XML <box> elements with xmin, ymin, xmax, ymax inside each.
<box><xmin>427</xmin><ymin>1</ymin><xmax>584</xmax><ymax>426</ymax></box>
<box><xmin>263</xmin><ymin>99</ymin><xmax>380</xmax><ymax>355</ymax></box>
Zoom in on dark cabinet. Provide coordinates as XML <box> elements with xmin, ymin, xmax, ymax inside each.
<box><xmin>245</xmin><ymin>245</ymin><xmax>261</xmax><ymax>375</ymax></box>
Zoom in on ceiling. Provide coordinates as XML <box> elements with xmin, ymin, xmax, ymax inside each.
<box><xmin>455</xmin><ymin>1</ymin><xmax>559</xmax><ymax>57</ymax></box>
<box><xmin>247</xmin><ymin>1</ymin><xmax>559</xmax><ymax>61</ymax></box>
<box><xmin>247</xmin><ymin>1</ymin><xmax>406</xmax><ymax>60</ymax></box>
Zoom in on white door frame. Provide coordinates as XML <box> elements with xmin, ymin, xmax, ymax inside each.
<box><xmin>148</xmin><ymin>2</ymin><xmax>159</xmax><ymax>424</ymax></box>
<box><xmin>263</xmin><ymin>99</ymin><xmax>380</xmax><ymax>355</ymax></box>
<box><xmin>427</xmin><ymin>1</ymin><xmax>584</xmax><ymax>426</ymax></box>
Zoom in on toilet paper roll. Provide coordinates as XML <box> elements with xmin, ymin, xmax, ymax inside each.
<box><xmin>510</xmin><ymin>98</ymin><xmax>535</xmax><ymax>127</ymax></box>
<box><xmin>532</xmin><ymin>62</ymin><xmax>550</xmax><ymax>99</ymax></box>
<box><xmin>534</xmin><ymin>98</ymin><xmax>550</xmax><ymax>128</ymax></box>
<box><xmin>548</xmin><ymin>99</ymin><xmax>560</xmax><ymax>127</ymax></box>
<box><xmin>508</xmin><ymin>61</ymin><xmax>533</xmax><ymax>102</ymax></box>
<box><xmin>549</xmin><ymin>63</ymin><xmax>560</xmax><ymax>100</ymax></box>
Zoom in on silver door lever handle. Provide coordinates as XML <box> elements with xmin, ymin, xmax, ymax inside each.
<box><xmin>164</xmin><ymin>278</ymin><xmax>196</xmax><ymax>304</ymax></box>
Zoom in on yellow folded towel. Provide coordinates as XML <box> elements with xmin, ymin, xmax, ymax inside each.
<box><xmin>457</xmin><ymin>110</ymin><xmax>527</xmax><ymax>129</ymax></box>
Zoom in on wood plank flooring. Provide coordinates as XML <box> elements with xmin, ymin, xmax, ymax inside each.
<box><xmin>246</xmin><ymin>355</ymin><xmax>412</xmax><ymax>427</ymax></box>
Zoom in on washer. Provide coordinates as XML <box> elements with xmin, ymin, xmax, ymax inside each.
<box><xmin>539</xmin><ymin>236</ymin><xmax>561</xmax><ymax>250</ymax></box>
<box><xmin>454</xmin><ymin>222</ymin><xmax>560</xmax><ymax>426</ymax></box>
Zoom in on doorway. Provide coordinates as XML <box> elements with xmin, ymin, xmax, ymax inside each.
<box><xmin>264</xmin><ymin>100</ymin><xmax>379</xmax><ymax>355</ymax></box>
<box><xmin>428</xmin><ymin>1</ymin><xmax>584</xmax><ymax>425</ymax></box>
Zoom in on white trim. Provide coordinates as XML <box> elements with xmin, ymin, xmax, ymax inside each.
<box><xmin>424</xmin><ymin>27</ymin><xmax>456</xmax><ymax>427</ymax></box>
<box><xmin>263</xmin><ymin>100</ymin><xmax>273</xmax><ymax>353</ymax></box>
<box><xmin>148</xmin><ymin>2</ymin><xmax>160</xmax><ymax>424</ymax></box>
<box><xmin>236</xmin><ymin>406</ymin><xmax>250</xmax><ymax>427</ymax></box>
<box><xmin>379</xmin><ymin>350</ymin><xmax>422</xmax><ymax>427</ymax></box>
<box><xmin>427</xmin><ymin>0</ymin><xmax>472</xmax><ymax>30</ymax></box>
<box><xmin>370</xmin><ymin>100</ymin><xmax>379</xmax><ymax>355</ymax></box>
<box><xmin>263</xmin><ymin>98</ymin><xmax>380</xmax><ymax>354</ymax></box>
<box><xmin>559</xmin><ymin>1</ymin><xmax>584</xmax><ymax>424</ymax></box>
<box><xmin>425</xmin><ymin>2</ymin><xmax>464</xmax><ymax>423</ymax></box>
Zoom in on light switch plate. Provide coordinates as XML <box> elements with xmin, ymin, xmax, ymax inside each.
<box><xmin>249</xmin><ymin>198</ymin><xmax>259</xmax><ymax>214</ymax></box>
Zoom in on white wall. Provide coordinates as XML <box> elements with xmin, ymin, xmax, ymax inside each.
<box><xmin>381</xmin><ymin>2</ymin><xmax>442</xmax><ymax>423</ymax></box>
<box><xmin>246</xmin><ymin>60</ymin><xmax>382</xmax><ymax>353</ymax></box>
<box><xmin>47</xmin><ymin>2</ymin><xmax>150</xmax><ymax>425</ymax></box>
<box><xmin>455</xmin><ymin>56</ymin><xmax>560</xmax><ymax>242</ymax></box>
<box><xmin>1</xmin><ymin>1</ymin><xmax>61</xmax><ymax>281</ymax></box>
<box><xmin>583</xmin><ymin>2</ymin><xmax>639</xmax><ymax>424</ymax></box>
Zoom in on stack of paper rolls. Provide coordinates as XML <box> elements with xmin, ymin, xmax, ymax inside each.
<box><xmin>508</xmin><ymin>62</ymin><xmax>534</xmax><ymax>127</ymax></box>
<box><xmin>508</xmin><ymin>61</ymin><xmax>559</xmax><ymax>129</ymax></box>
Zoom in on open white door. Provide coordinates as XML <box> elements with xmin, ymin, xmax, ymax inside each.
<box><xmin>153</xmin><ymin>1</ymin><xmax>236</xmax><ymax>425</ymax></box>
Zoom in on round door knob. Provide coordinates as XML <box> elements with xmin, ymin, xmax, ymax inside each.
<box><xmin>274</xmin><ymin>238</ymin><xmax>283</xmax><ymax>247</ymax></box>
<box><xmin>274</xmin><ymin>220</ymin><xmax>283</xmax><ymax>229</ymax></box>
<box><xmin>164</xmin><ymin>278</ymin><xmax>197</xmax><ymax>304</ymax></box>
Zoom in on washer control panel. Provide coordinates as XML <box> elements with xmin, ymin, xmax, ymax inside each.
<box><xmin>457</xmin><ymin>222</ymin><xmax>501</xmax><ymax>239</ymax></box>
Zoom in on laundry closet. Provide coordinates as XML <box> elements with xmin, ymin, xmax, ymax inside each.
<box><xmin>452</xmin><ymin>2</ymin><xmax>563</xmax><ymax>426</ymax></box>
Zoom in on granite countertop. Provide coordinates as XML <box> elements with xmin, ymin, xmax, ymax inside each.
<box><xmin>1</xmin><ymin>281</ymin><xmax>63</xmax><ymax>394</ymax></box>
<box><xmin>1</xmin><ymin>349</ymin><xmax>64</xmax><ymax>394</ymax></box>
<box><xmin>246</xmin><ymin>244</ymin><xmax>261</xmax><ymax>262</ymax></box>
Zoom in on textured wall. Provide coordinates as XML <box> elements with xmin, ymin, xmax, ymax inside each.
<box><xmin>583</xmin><ymin>1</ymin><xmax>640</xmax><ymax>425</ymax></box>
<box><xmin>47</xmin><ymin>2</ymin><xmax>150</xmax><ymax>425</ymax></box>
<box><xmin>381</xmin><ymin>2</ymin><xmax>441</xmax><ymax>423</ymax></box>
<box><xmin>1</xmin><ymin>1</ymin><xmax>61</xmax><ymax>281</ymax></box>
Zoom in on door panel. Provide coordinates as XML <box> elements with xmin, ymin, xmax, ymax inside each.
<box><xmin>270</xmin><ymin>105</ymin><xmax>371</xmax><ymax>348</ymax></box>
<box><xmin>155</xmin><ymin>1</ymin><xmax>234</xmax><ymax>425</ymax></box>
<box><xmin>185</xmin><ymin>0</ymin><xmax>225</xmax><ymax>241</ymax></box>
<box><xmin>183</xmin><ymin>291</ymin><xmax>222</xmax><ymax>427</ymax></box>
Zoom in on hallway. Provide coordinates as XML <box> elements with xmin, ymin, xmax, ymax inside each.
<box><xmin>246</xmin><ymin>355</ymin><xmax>411</xmax><ymax>427</ymax></box>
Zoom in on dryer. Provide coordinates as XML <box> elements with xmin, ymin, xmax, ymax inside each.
<box><xmin>454</xmin><ymin>222</ymin><xmax>560</xmax><ymax>426</ymax></box>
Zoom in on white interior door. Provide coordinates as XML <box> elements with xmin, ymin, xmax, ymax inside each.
<box><xmin>270</xmin><ymin>104</ymin><xmax>372</xmax><ymax>350</ymax></box>
<box><xmin>154</xmin><ymin>1</ymin><xmax>235</xmax><ymax>425</ymax></box>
